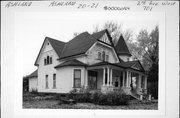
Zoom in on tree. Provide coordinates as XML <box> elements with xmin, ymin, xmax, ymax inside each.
<box><xmin>136</xmin><ymin>26</ymin><xmax>159</xmax><ymax>99</ymax></box>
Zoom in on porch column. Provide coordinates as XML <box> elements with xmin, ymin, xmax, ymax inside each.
<box><xmin>123</xmin><ymin>71</ymin><xmax>125</xmax><ymax>87</ymax></box>
<box><xmin>144</xmin><ymin>76</ymin><xmax>147</xmax><ymax>89</ymax></box>
<box><xmin>110</xmin><ymin>68</ymin><xmax>113</xmax><ymax>86</ymax></box>
<box><xmin>128</xmin><ymin>71</ymin><xmax>132</xmax><ymax>87</ymax></box>
<box><xmin>84</xmin><ymin>70</ymin><xmax>88</xmax><ymax>88</ymax></box>
<box><xmin>126</xmin><ymin>71</ymin><xmax>129</xmax><ymax>87</ymax></box>
<box><xmin>138</xmin><ymin>74</ymin><xmax>142</xmax><ymax>88</ymax></box>
<box><xmin>103</xmin><ymin>68</ymin><xmax>105</xmax><ymax>86</ymax></box>
<box><xmin>107</xmin><ymin>68</ymin><xmax>110</xmax><ymax>86</ymax></box>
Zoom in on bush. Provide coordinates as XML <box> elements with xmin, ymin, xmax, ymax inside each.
<box><xmin>67</xmin><ymin>89</ymin><xmax>91</xmax><ymax>103</ymax></box>
<box><xmin>91</xmin><ymin>91</ymin><xmax>130</xmax><ymax>105</ymax></box>
<box><xmin>66</xmin><ymin>88</ymin><xmax>130</xmax><ymax>105</ymax></box>
<box><xmin>31</xmin><ymin>88</ymin><xmax>38</xmax><ymax>95</ymax></box>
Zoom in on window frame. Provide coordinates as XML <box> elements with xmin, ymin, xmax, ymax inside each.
<box><xmin>74</xmin><ymin>69</ymin><xmax>81</xmax><ymax>88</ymax></box>
<box><xmin>50</xmin><ymin>57</ymin><xmax>52</xmax><ymax>64</ymax></box>
<box><xmin>98</xmin><ymin>52</ymin><xmax>101</xmax><ymax>60</ymax></box>
<box><xmin>53</xmin><ymin>74</ymin><xmax>56</xmax><ymax>89</ymax></box>
<box><xmin>45</xmin><ymin>75</ymin><xmax>48</xmax><ymax>89</ymax></box>
<box><xmin>106</xmin><ymin>55</ymin><xmax>109</xmax><ymax>62</ymax></box>
<box><xmin>102</xmin><ymin>51</ymin><xmax>105</xmax><ymax>61</ymax></box>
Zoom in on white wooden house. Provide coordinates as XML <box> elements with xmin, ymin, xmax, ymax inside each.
<box><xmin>26</xmin><ymin>29</ymin><xmax>147</xmax><ymax>99</ymax></box>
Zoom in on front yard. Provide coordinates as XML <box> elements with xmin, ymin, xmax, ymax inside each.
<box><xmin>23</xmin><ymin>92</ymin><xmax>158</xmax><ymax>109</ymax></box>
<box><xmin>23</xmin><ymin>99</ymin><xmax>158</xmax><ymax>109</ymax></box>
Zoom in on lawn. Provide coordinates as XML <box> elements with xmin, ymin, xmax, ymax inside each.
<box><xmin>23</xmin><ymin>92</ymin><xmax>158</xmax><ymax>109</ymax></box>
<box><xmin>23</xmin><ymin>97</ymin><xmax>158</xmax><ymax>109</ymax></box>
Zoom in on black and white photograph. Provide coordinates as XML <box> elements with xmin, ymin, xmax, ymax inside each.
<box><xmin>21</xmin><ymin>13</ymin><xmax>159</xmax><ymax>110</ymax></box>
<box><xmin>1</xmin><ymin>1</ymin><xmax>179</xmax><ymax>118</ymax></box>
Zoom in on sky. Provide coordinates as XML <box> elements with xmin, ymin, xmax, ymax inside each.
<box><xmin>15</xmin><ymin>12</ymin><xmax>158</xmax><ymax>76</ymax></box>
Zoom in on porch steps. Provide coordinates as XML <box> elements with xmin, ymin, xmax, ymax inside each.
<box><xmin>130</xmin><ymin>91</ymin><xmax>140</xmax><ymax>100</ymax></box>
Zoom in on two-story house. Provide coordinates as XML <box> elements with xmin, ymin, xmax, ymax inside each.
<box><xmin>26</xmin><ymin>29</ymin><xmax>147</xmax><ymax>98</ymax></box>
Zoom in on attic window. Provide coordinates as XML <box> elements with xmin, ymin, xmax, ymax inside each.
<box><xmin>44</xmin><ymin>56</ymin><xmax>52</xmax><ymax>65</ymax></box>
<box><xmin>106</xmin><ymin>55</ymin><xmax>109</xmax><ymax>62</ymax></box>
<box><xmin>98</xmin><ymin>52</ymin><xmax>101</xmax><ymax>60</ymax></box>
<box><xmin>102</xmin><ymin>51</ymin><xmax>105</xmax><ymax>61</ymax></box>
<box><xmin>47</xmin><ymin>42</ymin><xmax>49</xmax><ymax>45</ymax></box>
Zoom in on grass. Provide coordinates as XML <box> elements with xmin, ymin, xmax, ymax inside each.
<box><xmin>23</xmin><ymin>92</ymin><xmax>158</xmax><ymax>109</ymax></box>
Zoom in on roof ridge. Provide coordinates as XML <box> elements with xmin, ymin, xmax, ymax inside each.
<box><xmin>46</xmin><ymin>36</ymin><xmax>66</xmax><ymax>43</ymax></box>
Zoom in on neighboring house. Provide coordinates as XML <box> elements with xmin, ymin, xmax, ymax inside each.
<box><xmin>27</xmin><ymin>29</ymin><xmax>147</xmax><ymax>99</ymax></box>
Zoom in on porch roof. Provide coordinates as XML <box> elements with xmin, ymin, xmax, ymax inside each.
<box><xmin>89</xmin><ymin>61</ymin><xmax>124</xmax><ymax>68</ymax></box>
<box><xmin>54</xmin><ymin>59</ymin><xmax>87</xmax><ymax>68</ymax></box>
<box><xmin>89</xmin><ymin>61</ymin><xmax>145</xmax><ymax>72</ymax></box>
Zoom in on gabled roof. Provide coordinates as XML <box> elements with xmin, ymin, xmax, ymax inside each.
<box><xmin>115</xmin><ymin>35</ymin><xmax>131</xmax><ymax>56</ymax></box>
<box><xmin>47</xmin><ymin>37</ymin><xmax>66</xmax><ymax>57</ymax></box>
<box><xmin>89</xmin><ymin>60</ymin><xmax>145</xmax><ymax>72</ymax></box>
<box><xmin>26</xmin><ymin>69</ymin><xmax>38</xmax><ymax>79</ymax></box>
<box><xmin>117</xmin><ymin>60</ymin><xmax>145</xmax><ymax>72</ymax></box>
<box><xmin>34</xmin><ymin>37</ymin><xmax>66</xmax><ymax>66</ymax></box>
<box><xmin>54</xmin><ymin>59</ymin><xmax>87</xmax><ymax>68</ymax></box>
<box><xmin>59</xmin><ymin>29</ymin><xmax>109</xmax><ymax>59</ymax></box>
<box><xmin>35</xmin><ymin>29</ymin><xmax>118</xmax><ymax>66</ymax></box>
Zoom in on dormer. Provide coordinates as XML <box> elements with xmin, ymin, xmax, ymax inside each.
<box><xmin>115</xmin><ymin>35</ymin><xmax>131</xmax><ymax>62</ymax></box>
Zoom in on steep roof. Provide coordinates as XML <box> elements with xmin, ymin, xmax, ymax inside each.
<box><xmin>47</xmin><ymin>37</ymin><xmax>66</xmax><ymax>57</ymax></box>
<box><xmin>26</xmin><ymin>69</ymin><xmax>38</xmax><ymax>79</ymax></box>
<box><xmin>115</xmin><ymin>35</ymin><xmax>131</xmax><ymax>56</ymax></box>
<box><xmin>55</xmin><ymin>59</ymin><xmax>87</xmax><ymax>68</ymax></box>
<box><xmin>59</xmin><ymin>30</ymin><xmax>107</xmax><ymax>59</ymax></box>
<box><xmin>117</xmin><ymin>60</ymin><xmax>145</xmax><ymax>72</ymax></box>
<box><xmin>35</xmin><ymin>29</ymin><xmax>117</xmax><ymax>66</ymax></box>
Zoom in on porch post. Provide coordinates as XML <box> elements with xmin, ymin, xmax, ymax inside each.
<box><xmin>123</xmin><ymin>71</ymin><xmax>125</xmax><ymax>87</ymax></box>
<box><xmin>84</xmin><ymin>69</ymin><xmax>88</xmax><ymax>88</ymax></box>
<box><xmin>138</xmin><ymin>74</ymin><xmax>142</xmax><ymax>88</ymax></box>
<box><xmin>144</xmin><ymin>76</ymin><xmax>147</xmax><ymax>89</ymax></box>
<box><xmin>126</xmin><ymin>71</ymin><xmax>129</xmax><ymax>87</ymax></box>
<box><xmin>103</xmin><ymin>68</ymin><xmax>105</xmax><ymax>86</ymax></box>
<box><xmin>128</xmin><ymin>71</ymin><xmax>132</xmax><ymax>87</ymax></box>
<box><xmin>107</xmin><ymin>68</ymin><xmax>110</xmax><ymax>86</ymax></box>
<box><xmin>110</xmin><ymin>68</ymin><xmax>113</xmax><ymax>86</ymax></box>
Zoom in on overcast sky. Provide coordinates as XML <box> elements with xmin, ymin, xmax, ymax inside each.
<box><xmin>15</xmin><ymin>12</ymin><xmax>158</xmax><ymax>75</ymax></box>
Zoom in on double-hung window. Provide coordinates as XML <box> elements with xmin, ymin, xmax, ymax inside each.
<box><xmin>45</xmin><ymin>75</ymin><xmax>48</xmax><ymax>89</ymax></box>
<box><xmin>53</xmin><ymin>74</ymin><xmax>56</xmax><ymax>89</ymax></box>
<box><xmin>74</xmin><ymin>69</ymin><xmax>81</xmax><ymax>88</ymax></box>
<box><xmin>98</xmin><ymin>52</ymin><xmax>101</xmax><ymax>60</ymax></box>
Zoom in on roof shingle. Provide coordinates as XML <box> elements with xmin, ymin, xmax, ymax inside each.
<box><xmin>26</xmin><ymin>69</ymin><xmax>38</xmax><ymax>78</ymax></box>
<box><xmin>115</xmin><ymin>35</ymin><xmax>131</xmax><ymax>56</ymax></box>
<box><xmin>59</xmin><ymin>30</ymin><xmax>107</xmax><ymax>59</ymax></box>
<box><xmin>55</xmin><ymin>59</ymin><xmax>87</xmax><ymax>68</ymax></box>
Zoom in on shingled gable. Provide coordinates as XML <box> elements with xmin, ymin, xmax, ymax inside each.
<box><xmin>115</xmin><ymin>34</ymin><xmax>131</xmax><ymax>56</ymax></box>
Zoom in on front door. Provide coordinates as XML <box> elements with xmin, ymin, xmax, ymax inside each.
<box><xmin>88</xmin><ymin>70</ymin><xmax>98</xmax><ymax>90</ymax></box>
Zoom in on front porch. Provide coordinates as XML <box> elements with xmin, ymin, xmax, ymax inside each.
<box><xmin>84</xmin><ymin>64</ymin><xmax>147</xmax><ymax>99</ymax></box>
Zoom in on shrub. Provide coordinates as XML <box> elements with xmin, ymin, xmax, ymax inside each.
<box><xmin>31</xmin><ymin>88</ymin><xmax>38</xmax><ymax>95</ymax></box>
<box><xmin>91</xmin><ymin>91</ymin><xmax>130</xmax><ymax>105</ymax></box>
<box><xmin>67</xmin><ymin>89</ymin><xmax>91</xmax><ymax>103</ymax></box>
<box><xmin>66</xmin><ymin>89</ymin><xmax>130</xmax><ymax>105</ymax></box>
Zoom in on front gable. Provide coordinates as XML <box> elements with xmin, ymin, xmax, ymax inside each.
<box><xmin>85</xmin><ymin>41</ymin><xmax>119</xmax><ymax>65</ymax></box>
<box><xmin>35</xmin><ymin>38</ymin><xmax>59</xmax><ymax>66</ymax></box>
<box><xmin>131</xmin><ymin>61</ymin><xmax>145</xmax><ymax>72</ymax></box>
<box><xmin>99</xmin><ymin>33</ymin><xmax>111</xmax><ymax>45</ymax></box>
